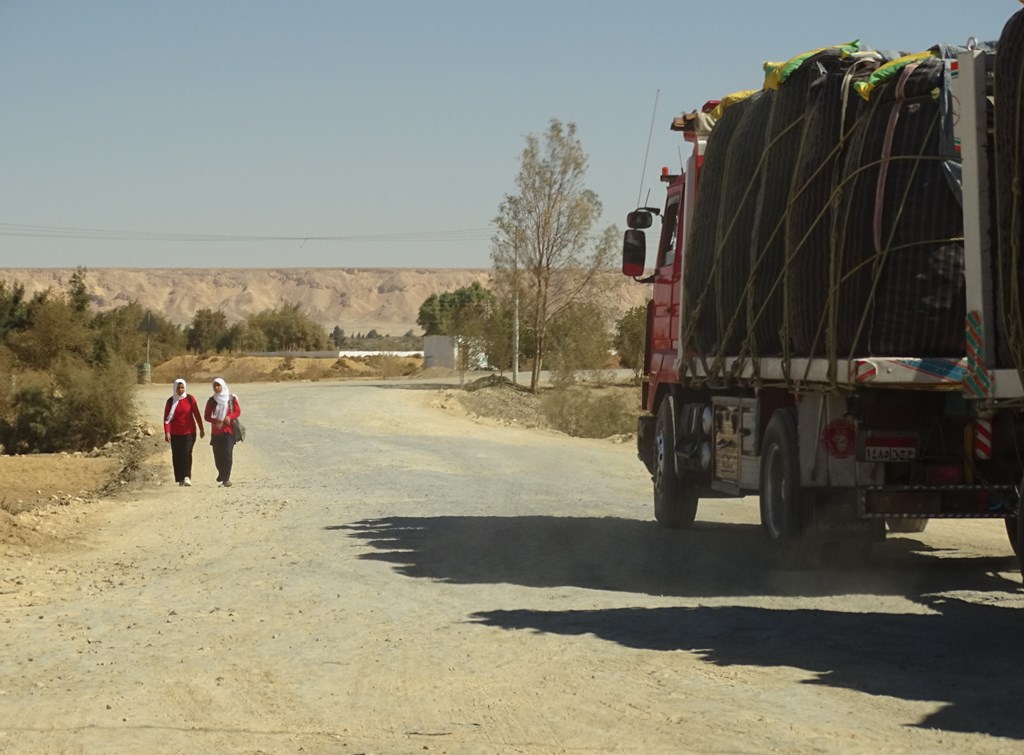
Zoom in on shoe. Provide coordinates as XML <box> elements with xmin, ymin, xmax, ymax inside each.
<box><xmin>178</xmin><ymin>482</ymin><xmax>184</xmax><ymax>487</ymax></box>
<box><xmin>216</xmin><ymin>476</ymin><xmax>223</xmax><ymax>483</ymax></box>
<box><xmin>222</xmin><ymin>480</ymin><xmax>232</xmax><ymax>487</ymax></box>
<box><xmin>183</xmin><ymin>477</ymin><xmax>192</xmax><ymax>487</ymax></box>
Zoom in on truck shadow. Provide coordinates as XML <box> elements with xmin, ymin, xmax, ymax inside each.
<box><xmin>335</xmin><ymin>514</ymin><xmax>1024</xmax><ymax>740</ymax></box>
<box><xmin>336</xmin><ymin>515</ymin><xmax>1019</xmax><ymax>598</ymax></box>
<box><xmin>469</xmin><ymin>598</ymin><xmax>1024</xmax><ymax>740</ymax></box>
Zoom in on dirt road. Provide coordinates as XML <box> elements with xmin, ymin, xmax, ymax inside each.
<box><xmin>1</xmin><ymin>380</ymin><xmax>1023</xmax><ymax>753</ymax></box>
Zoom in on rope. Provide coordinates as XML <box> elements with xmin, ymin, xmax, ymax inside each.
<box><xmin>678</xmin><ymin>59</ymin><xmax>961</xmax><ymax>391</ymax></box>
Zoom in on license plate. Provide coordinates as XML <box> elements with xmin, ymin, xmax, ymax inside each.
<box><xmin>864</xmin><ymin>437</ymin><xmax>917</xmax><ymax>462</ymax></box>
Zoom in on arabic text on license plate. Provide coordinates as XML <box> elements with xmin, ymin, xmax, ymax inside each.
<box><xmin>865</xmin><ymin>445</ymin><xmax>916</xmax><ymax>462</ymax></box>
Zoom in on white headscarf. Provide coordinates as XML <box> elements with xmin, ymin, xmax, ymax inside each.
<box><xmin>166</xmin><ymin>379</ymin><xmax>186</xmax><ymax>424</ymax></box>
<box><xmin>212</xmin><ymin>377</ymin><xmax>232</xmax><ymax>421</ymax></box>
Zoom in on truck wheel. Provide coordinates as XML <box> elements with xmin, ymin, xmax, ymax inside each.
<box><xmin>886</xmin><ymin>518</ymin><xmax>928</xmax><ymax>534</ymax></box>
<box><xmin>1005</xmin><ymin>518</ymin><xmax>1020</xmax><ymax>558</ymax></box>
<box><xmin>1008</xmin><ymin>514</ymin><xmax>1024</xmax><ymax>576</ymax></box>
<box><xmin>759</xmin><ymin>408</ymin><xmax>808</xmax><ymax>563</ymax></box>
<box><xmin>1019</xmin><ymin>513</ymin><xmax>1024</xmax><ymax>578</ymax></box>
<box><xmin>653</xmin><ymin>395</ymin><xmax>698</xmax><ymax>529</ymax></box>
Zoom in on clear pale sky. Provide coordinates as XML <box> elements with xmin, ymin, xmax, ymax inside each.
<box><xmin>0</xmin><ymin>1</ymin><xmax>1016</xmax><ymax>269</ymax></box>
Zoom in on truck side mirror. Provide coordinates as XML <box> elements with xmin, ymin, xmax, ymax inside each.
<box><xmin>622</xmin><ymin>229</ymin><xmax>646</xmax><ymax>277</ymax></box>
<box><xmin>626</xmin><ymin>210</ymin><xmax>654</xmax><ymax>229</ymax></box>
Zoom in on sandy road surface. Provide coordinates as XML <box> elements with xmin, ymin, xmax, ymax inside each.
<box><xmin>2</xmin><ymin>380</ymin><xmax>1024</xmax><ymax>753</ymax></box>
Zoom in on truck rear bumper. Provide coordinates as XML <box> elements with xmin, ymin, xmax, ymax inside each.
<box><xmin>860</xmin><ymin>485</ymin><xmax>1018</xmax><ymax>518</ymax></box>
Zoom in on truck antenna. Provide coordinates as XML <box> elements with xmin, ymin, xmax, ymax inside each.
<box><xmin>636</xmin><ymin>88</ymin><xmax>660</xmax><ymax>207</ymax></box>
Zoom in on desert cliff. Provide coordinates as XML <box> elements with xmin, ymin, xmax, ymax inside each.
<box><xmin>0</xmin><ymin>268</ymin><xmax>648</xmax><ymax>335</ymax></box>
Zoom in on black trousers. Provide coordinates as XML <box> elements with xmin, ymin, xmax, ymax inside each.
<box><xmin>170</xmin><ymin>433</ymin><xmax>196</xmax><ymax>483</ymax></box>
<box><xmin>211</xmin><ymin>433</ymin><xmax>236</xmax><ymax>483</ymax></box>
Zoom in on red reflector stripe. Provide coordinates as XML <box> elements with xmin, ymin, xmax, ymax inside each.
<box><xmin>975</xmin><ymin>419</ymin><xmax>992</xmax><ymax>460</ymax></box>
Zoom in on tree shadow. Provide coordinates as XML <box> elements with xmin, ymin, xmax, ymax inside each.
<box><xmin>334</xmin><ymin>515</ymin><xmax>1019</xmax><ymax>598</ymax></box>
<box><xmin>469</xmin><ymin>598</ymin><xmax>1024</xmax><ymax>740</ymax></box>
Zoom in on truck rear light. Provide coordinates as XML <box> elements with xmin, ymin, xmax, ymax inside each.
<box><xmin>927</xmin><ymin>463</ymin><xmax>963</xmax><ymax>485</ymax></box>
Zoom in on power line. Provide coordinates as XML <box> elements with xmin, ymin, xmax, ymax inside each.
<box><xmin>0</xmin><ymin>222</ymin><xmax>493</xmax><ymax>243</ymax></box>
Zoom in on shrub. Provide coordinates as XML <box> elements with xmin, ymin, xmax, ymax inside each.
<box><xmin>614</xmin><ymin>305</ymin><xmax>647</xmax><ymax>380</ymax></box>
<box><xmin>58</xmin><ymin>358</ymin><xmax>137</xmax><ymax>450</ymax></box>
<box><xmin>540</xmin><ymin>386</ymin><xmax>636</xmax><ymax>438</ymax></box>
<box><xmin>365</xmin><ymin>355</ymin><xmax>419</xmax><ymax>379</ymax></box>
<box><xmin>546</xmin><ymin>302</ymin><xmax>612</xmax><ymax>386</ymax></box>
<box><xmin>6</xmin><ymin>297</ymin><xmax>93</xmax><ymax>370</ymax></box>
<box><xmin>0</xmin><ymin>358</ymin><xmax>137</xmax><ymax>454</ymax></box>
<box><xmin>0</xmin><ymin>382</ymin><xmax>58</xmax><ymax>453</ymax></box>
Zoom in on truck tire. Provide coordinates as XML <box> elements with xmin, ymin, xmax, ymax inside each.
<box><xmin>759</xmin><ymin>408</ymin><xmax>808</xmax><ymax>564</ymax></box>
<box><xmin>1019</xmin><ymin>513</ymin><xmax>1024</xmax><ymax>578</ymax></box>
<box><xmin>1005</xmin><ymin>518</ymin><xmax>1020</xmax><ymax>558</ymax></box>
<box><xmin>886</xmin><ymin>518</ymin><xmax>928</xmax><ymax>534</ymax></box>
<box><xmin>653</xmin><ymin>395</ymin><xmax>698</xmax><ymax>529</ymax></box>
<box><xmin>1007</xmin><ymin>514</ymin><xmax>1024</xmax><ymax>577</ymax></box>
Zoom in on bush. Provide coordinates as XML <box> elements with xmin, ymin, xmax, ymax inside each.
<box><xmin>59</xmin><ymin>358</ymin><xmax>137</xmax><ymax>450</ymax></box>
<box><xmin>540</xmin><ymin>386</ymin><xmax>636</xmax><ymax>438</ymax></box>
<box><xmin>364</xmin><ymin>355</ymin><xmax>419</xmax><ymax>379</ymax></box>
<box><xmin>0</xmin><ymin>382</ymin><xmax>57</xmax><ymax>453</ymax></box>
<box><xmin>0</xmin><ymin>358</ymin><xmax>137</xmax><ymax>454</ymax></box>
<box><xmin>546</xmin><ymin>302</ymin><xmax>612</xmax><ymax>386</ymax></box>
<box><xmin>614</xmin><ymin>305</ymin><xmax>647</xmax><ymax>380</ymax></box>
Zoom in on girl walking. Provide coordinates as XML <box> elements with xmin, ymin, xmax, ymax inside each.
<box><xmin>204</xmin><ymin>377</ymin><xmax>241</xmax><ymax>487</ymax></box>
<box><xmin>163</xmin><ymin>378</ymin><xmax>205</xmax><ymax>487</ymax></box>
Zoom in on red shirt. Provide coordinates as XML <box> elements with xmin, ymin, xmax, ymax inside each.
<box><xmin>205</xmin><ymin>395</ymin><xmax>241</xmax><ymax>436</ymax></box>
<box><xmin>163</xmin><ymin>394</ymin><xmax>205</xmax><ymax>436</ymax></box>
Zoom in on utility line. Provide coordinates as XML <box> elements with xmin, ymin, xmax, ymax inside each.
<box><xmin>0</xmin><ymin>222</ymin><xmax>493</xmax><ymax>243</ymax></box>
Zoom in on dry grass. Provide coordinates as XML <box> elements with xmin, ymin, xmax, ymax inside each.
<box><xmin>445</xmin><ymin>377</ymin><xmax>641</xmax><ymax>439</ymax></box>
<box><xmin>151</xmin><ymin>354</ymin><xmax>422</xmax><ymax>385</ymax></box>
<box><xmin>540</xmin><ymin>384</ymin><xmax>640</xmax><ymax>438</ymax></box>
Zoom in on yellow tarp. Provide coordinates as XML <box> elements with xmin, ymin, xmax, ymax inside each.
<box><xmin>852</xmin><ymin>50</ymin><xmax>935</xmax><ymax>100</ymax></box>
<box><xmin>706</xmin><ymin>89</ymin><xmax>758</xmax><ymax>121</ymax></box>
<box><xmin>763</xmin><ymin>40</ymin><xmax>861</xmax><ymax>90</ymax></box>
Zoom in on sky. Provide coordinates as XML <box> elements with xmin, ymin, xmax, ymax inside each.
<box><xmin>0</xmin><ymin>0</ymin><xmax>1017</xmax><ymax>270</ymax></box>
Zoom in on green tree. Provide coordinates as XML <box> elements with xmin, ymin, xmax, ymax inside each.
<box><xmin>417</xmin><ymin>282</ymin><xmax>495</xmax><ymax>336</ymax></box>
<box><xmin>247</xmin><ymin>302</ymin><xmax>328</xmax><ymax>351</ymax></box>
<box><xmin>186</xmin><ymin>308</ymin><xmax>229</xmax><ymax>353</ymax></box>
<box><xmin>66</xmin><ymin>266</ymin><xmax>91</xmax><ymax>317</ymax></box>
<box><xmin>92</xmin><ymin>303</ymin><xmax>184</xmax><ymax>366</ymax></box>
<box><xmin>546</xmin><ymin>301</ymin><xmax>611</xmax><ymax>385</ymax></box>
<box><xmin>492</xmin><ymin>119</ymin><xmax>617</xmax><ymax>392</ymax></box>
<box><xmin>0</xmin><ymin>281</ymin><xmax>30</xmax><ymax>339</ymax></box>
<box><xmin>330</xmin><ymin>326</ymin><xmax>347</xmax><ymax>348</ymax></box>
<box><xmin>218</xmin><ymin>321</ymin><xmax>268</xmax><ymax>353</ymax></box>
<box><xmin>614</xmin><ymin>304</ymin><xmax>648</xmax><ymax>379</ymax></box>
<box><xmin>6</xmin><ymin>297</ymin><xmax>93</xmax><ymax>370</ymax></box>
<box><xmin>479</xmin><ymin>301</ymin><xmax>515</xmax><ymax>373</ymax></box>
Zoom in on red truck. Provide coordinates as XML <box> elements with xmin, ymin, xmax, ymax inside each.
<box><xmin>622</xmin><ymin>22</ymin><xmax>1024</xmax><ymax>571</ymax></box>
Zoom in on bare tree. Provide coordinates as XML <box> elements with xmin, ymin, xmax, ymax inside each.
<box><xmin>492</xmin><ymin>119</ymin><xmax>616</xmax><ymax>392</ymax></box>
